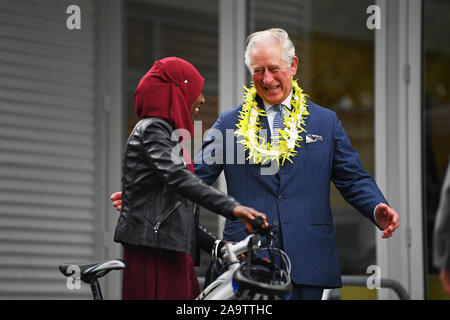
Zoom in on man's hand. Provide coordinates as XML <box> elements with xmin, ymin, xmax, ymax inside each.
<box><xmin>232</xmin><ymin>205</ymin><xmax>268</xmax><ymax>233</ymax></box>
<box><xmin>110</xmin><ymin>191</ymin><xmax>123</xmax><ymax>211</ymax></box>
<box><xmin>375</xmin><ymin>203</ymin><xmax>399</xmax><ymax>239</ymax></box>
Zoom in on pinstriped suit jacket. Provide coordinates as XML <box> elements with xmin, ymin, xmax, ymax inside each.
<box><xmin>194</xmin><ymin>97</ymin><xmax>387</xmax><ymax>288</ymax></box>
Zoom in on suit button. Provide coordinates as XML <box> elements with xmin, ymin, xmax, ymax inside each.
<box><xmin>273</xmin><ymin>220</ymin><xmax>278</xmax><ymax>226</ymax></box>
<box><xmin>278</xmin><ymin>195</ymin><xmax>284</xmax><ymax>200</ymax></box>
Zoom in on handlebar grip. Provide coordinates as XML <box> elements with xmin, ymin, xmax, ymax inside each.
<box><xmin>250</xmin><ymin>216</ymin><xmax>265</xmax><ymax>233</ymax></box>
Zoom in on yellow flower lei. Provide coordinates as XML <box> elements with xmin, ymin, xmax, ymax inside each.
<box><xmin>234</xmin><ymin>79</ymin><xmax>309</xmax><ymax>166</ymax></box>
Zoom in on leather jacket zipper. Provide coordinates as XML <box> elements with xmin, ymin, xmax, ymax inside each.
<box><xmin>153</xmin><ymin>200</ymin><xmax>182</xmax><ymax>234</ymax></box>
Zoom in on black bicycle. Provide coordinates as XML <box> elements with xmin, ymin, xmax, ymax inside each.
<box><xmin>58</xmin><ymin>259</ymin><xmax>125</xmax><ymax>300</ymax></box>
<box><xmin>58</xmin><ymin>217</ymin><xmax>291</xmax><ymax>300</ymax></box>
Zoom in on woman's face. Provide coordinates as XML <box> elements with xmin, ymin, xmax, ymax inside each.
<box><xmin>190</xmin><ymin>92</ymin><xmax>205</xmax><ymax>120</ymax></box>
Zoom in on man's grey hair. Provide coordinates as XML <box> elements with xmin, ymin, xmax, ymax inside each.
<box><xmin>244</xmin><ymin>28</ymin><xmax>296</xmax><ymax>72</ymax></box>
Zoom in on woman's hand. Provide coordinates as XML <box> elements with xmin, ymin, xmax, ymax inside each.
<box><xmin>232</xmin><ymin>205</ymin><xmax>268</xmax><ymax>233</ymax></box>
<box><xmin>110</xmin><ymin>191</ymin><xmax>123</xmax><ymax>211</ymax></box>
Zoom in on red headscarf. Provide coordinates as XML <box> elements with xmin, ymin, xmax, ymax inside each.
<box><xmin>134</xmin><ymin>57</ymin><xmax>204</xmax><ymax>173</ymax></box>
<box><xmin>134</xmin><ymin>57</ymin><xmax>204</xmax><ymax>137</ymax></box>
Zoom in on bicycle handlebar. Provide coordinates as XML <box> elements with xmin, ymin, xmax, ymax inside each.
<box><xmin>220</xmin><ymin>217</ymin><xmax>271</xmax><ymax>264</ymax></box>
<box><xmin>200</xmin><ymin>219</ymin><xmax>290</xmax><ymax>300</ymax></box>
<box><xmin>250</xmin><ymin>216</ymin><xmax>266</xmax><ymax>234</ymax></box>
<box><xmin>221</xmin><ymin>234</ymin><xmax>253</xmax><ymax>263</ymax></box>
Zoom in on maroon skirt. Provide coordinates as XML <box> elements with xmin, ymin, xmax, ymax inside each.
<box><xmin>121</xmin><ymin>244</ymin><xmax>200</xmax><ymax>300</ymax></box>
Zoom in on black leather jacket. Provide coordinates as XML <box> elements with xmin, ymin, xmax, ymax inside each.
<box><xmin>114</xmin><ymin>117</ymin><xmax>239</xmax><ymax>264</ymax></box>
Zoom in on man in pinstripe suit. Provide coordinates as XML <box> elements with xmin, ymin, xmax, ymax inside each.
<box><xmin>193</xmin><ymin>28</ymin><xmax>399</xmax><ymax>300</ymax></box>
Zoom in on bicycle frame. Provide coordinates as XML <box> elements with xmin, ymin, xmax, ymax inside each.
<box><xmin>197</xmin><ymin>235</ymin><xmax>255</xmax><ymax>300</ymax></box>
<box><xmin>196</xmin><ymin>229</ymin><xmax>292</xmax><ymax>300</ymax></box>
<box><xmin>59</xmin><ymin>220</ymin><xmax>289</xmax><ymax>300</ymax></box>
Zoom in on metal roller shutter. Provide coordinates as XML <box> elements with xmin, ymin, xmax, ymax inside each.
<box><xmin>0</xmin><ymin>0</ymin><xmax>98</xmax><ymax>299</ymax></box>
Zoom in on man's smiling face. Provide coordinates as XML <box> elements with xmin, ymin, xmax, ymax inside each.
<box><xmin>249</xmin><ymin>41</ymin><xmax>298</xmax><ymax>105</ymax></box>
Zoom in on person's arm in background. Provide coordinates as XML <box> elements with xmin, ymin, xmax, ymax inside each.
<box><xmin>433</xmin><ymin>159</ymin><xmax>450</xmax><ymax>296</ymax></box>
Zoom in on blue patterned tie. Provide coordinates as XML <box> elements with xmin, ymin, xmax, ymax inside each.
<box><xmin>272</xmin><ymin>104</ymin><xmax>285</xmax><ymax>147</ymax></box>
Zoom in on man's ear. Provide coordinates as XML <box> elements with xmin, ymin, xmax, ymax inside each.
<box><xmin>290</xmin><ymin>56</ymin><xmax>299</xmax><ymax>76</ymax></box>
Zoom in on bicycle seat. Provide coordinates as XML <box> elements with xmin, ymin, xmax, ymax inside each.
<box><xmin>58</xmin><ymin>259</ymin><xmax>125</xmax><ymax>283</ymax></box>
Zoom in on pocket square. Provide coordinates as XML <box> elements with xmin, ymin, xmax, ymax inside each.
<box><xmin>305</xmin><ymin>134</ymin><xmax>323</xmax><ymax>144</ymax></box>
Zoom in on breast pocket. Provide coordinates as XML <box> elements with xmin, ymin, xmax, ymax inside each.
<box><xmin>301</xmin><ymin>137</ymin><xmax>332</xmax><ymax>170</ymax></box>
<box><xmin>303</xmin><ymin>136</ymin><xmax>327</xmax><ymax>152</ymax></box>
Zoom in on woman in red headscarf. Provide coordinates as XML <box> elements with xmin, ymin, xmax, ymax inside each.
<box><xmin>113</xmin><ymin>57</ymin><xmax>267</xmax><ymax>300</ymax></box>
